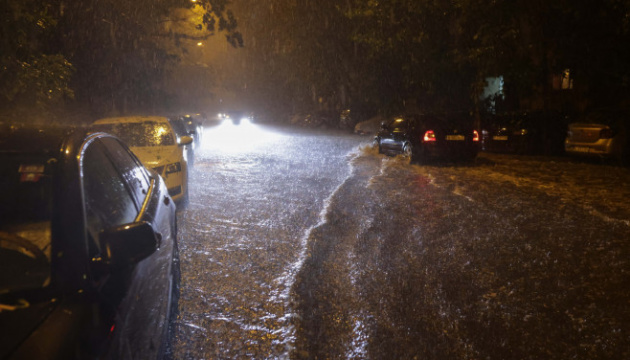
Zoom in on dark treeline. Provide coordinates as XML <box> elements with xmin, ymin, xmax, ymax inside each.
<box><xmin>2</xmin><ymin>0</ymin><xmax>630</xmax><ymax>123</ymax></box>
<box><xmin>0</xmin><ymin>0</ymin><xmax>240</xmax><ymax>123</ymax></box>
<box><xmin>238</xmin><ymin>0</ymin><xmax>630</xmax><ymax>120</ymax></box>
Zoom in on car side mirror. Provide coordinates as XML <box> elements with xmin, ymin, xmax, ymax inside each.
<box><xmin>100</xmin><ymin>221</ymin><xmax>160</xmax><ymax>268</ymax></box>
<box><xmin>178</xmin><ymin>135</ymin><xmax>193</xmax><ymax>146</ymax></box>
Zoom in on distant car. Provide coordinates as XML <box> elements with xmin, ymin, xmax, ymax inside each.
<box><xmin>481</xmin><ymin>112</ymin><xmax>535</xmax><ymax>154</ymax></box>
<box><xmin>0</xmin><ymin>127</ymin><xmax>178</xmax><ymax>359</ymax></box>
<box><xmin>565</xmin><ymin>110</ymin><xmax>629</xmax><ymax>164</ymax></box>
<box><xmin>482</xmin><ymin>111</ymin><xmax>570</xmax><ymax>155</ymax></box>
<box><xmin>91</xmin><ymin>116</ymin><xmax>192</xmax><ymax>203</ymax></box>
<box><xmin>339</xmin><ymin>109</ymin><xmax>353</xmax><ymax>129</ymax></box>
<box><xmin>223</xmin><ymin>111</ymin><xmax>253</xmax><ymax>125</ymax></box>
<box><xmin>290</xmin><ymin>111</ymin><xmax>335</xmax><ymax>128</ymax></box>
<box><xmin>355</xmin><ymin>115</ymin><xmax>385</xmax><ymax>135</ymax></box>
<box><xmin>182</xmin><ymin>114</ymin><xmax>204</xmax><ymax>147</ymax></box>
<box><xmin>168</xmin><ymin>116</ymin><xmax>196</xmax><ymax>166</ymax></box>
<box><xmin>374</xmin><ymin>113</ymin><xmax>479</xmax><ymax>162</ymax></box>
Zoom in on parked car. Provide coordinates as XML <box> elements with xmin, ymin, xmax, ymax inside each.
<box><xmin>355</xmin><ymin>115</ymin><xmax>386</xmax><ymax>135</ymax></box>
<box><xmin>481</xmin><ymin>111</ymin><xmax>570</xmax><ymax>155</ymax></box>
<box><xmin>168</xmin><ymin>116</ymin><xmax>196</xmax><ymax>166</ymax></box>
<box><xmin>374</xmin><ymin>113</ymin><xmax>479</xmax><ymax>162</ymax></box>
<box><xmin>91</xmin><ymin>116</ymin><xmax>192</xmax><ymax>203</ymax></box>
<box><xmin>182</xmin><ymin>114</ymin><xmax>204</xmax><ymax>147</ymax></box>
<box><xmin>0</xmin><ymin>127</ymin><xmax>178</xmax><ymax>359</ymax></box>
<box><xmin>565</xmin><ymin>109</ymin><xmax>629</xmax><ymax>165</ymax></box>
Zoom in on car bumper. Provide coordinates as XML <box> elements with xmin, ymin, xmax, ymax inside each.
<box><xmin>565</xmin><ymin>139</ymin><xmax>614</xmax><ymax>157</ymax></box>
<box><xmin>423</xmin><ymin>142</ymin><xmax>479</xmax><ymax>159</ymax></box>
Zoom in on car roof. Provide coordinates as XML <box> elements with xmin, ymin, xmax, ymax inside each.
<box><xmin>93</xmin><ymin>116</ymin><xmax>170</xmax><ymax>125</ymax></box>
<box><xmin>0</xmin><ymin>126</ymin><xmax>75</xmax><ymax>156</ymax></box>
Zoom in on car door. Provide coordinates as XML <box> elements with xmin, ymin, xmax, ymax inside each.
<box><xmin>100</xmin><ymin>135</ymin><xmax>177</xmax><ymax>360</ymax></box>
<box><xmin>81</xmin><ymin>136</ymin><xmax>171</xmax><ymax>359</ymax></box>
<box><xmin>390</xmin><ymin>117</ymin><xmax>410</xmax><ymax>152</ymax></box>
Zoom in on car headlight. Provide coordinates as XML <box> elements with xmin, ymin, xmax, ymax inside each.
<box><xmin>165</xmin><ymin>162</ymin><xmax>182</xmax><ymax>174</ymax></box>
<box><xmin>152</xmin><ymin>165</ymin><xmax>165</xmax><ymax>176</ymax></box>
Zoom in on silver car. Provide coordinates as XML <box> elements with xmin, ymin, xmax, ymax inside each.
<box><xmin>565</xmin><ymin>110</ymin><xmax>629</xmax><ymax>164</ymax></box>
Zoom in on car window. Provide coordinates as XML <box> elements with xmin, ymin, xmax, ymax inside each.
<box><xmin>389</xmin><ymin>117</ymin><xmax>407</xmax><ymax>131</ymax></box>
<box><xmin>92</xmin><ymin>121</ymin><xmax>176</xmax><ymax>147</ymax></box>
<box><xmin>169</xmin><ymin>118</ymin><xmax>188</xmax><ymax>137</ymax></box>
<box><xmin>100</xmin><ymin>137</ymin><xmax>151</xmax><ymax>208</ymax></box>
<box><xmin>82</xmin><ymin>140</ymin><xmax>138</xmax><ymax>236</ymax></box>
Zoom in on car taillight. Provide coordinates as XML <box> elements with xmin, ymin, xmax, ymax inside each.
<box><xmin>600</xmin><ymin>128</ymin><xmax>613</xmax><ymax>139</ymax></box>
<box><xmin>423</xmin><ymin>130</ymin><xmax>436</xmax><ymax>142</ymax></box>
<box><xmin>473</xmin><ymin>130</ymin><xmax>479</xmax><ymax>142</ymax></box>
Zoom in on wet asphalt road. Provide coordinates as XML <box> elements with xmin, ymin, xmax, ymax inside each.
<box><xmin>171</xmin><ymin>121</ymin><xmax>630</xmax><ymax>359</ymax></box>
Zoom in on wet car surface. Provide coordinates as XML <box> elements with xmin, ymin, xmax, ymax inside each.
<box><xmin>374</xmin><ymin>114</ymin><xmax>479</xmax><ymax>162</ymax></box>
<box><xmin>0</xmin><ymin>128</ymin><xmax>178</xmax><ymax>359</ymax></box>
<box><xmin>91</xmin><ymin>116</ymin><xmax>193</xmax><ymax>204</ymax></box>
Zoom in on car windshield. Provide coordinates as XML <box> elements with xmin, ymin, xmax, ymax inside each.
<box><xmin>388</xmin><ymin>117</ymin><xmax>406</xmax><ymax>128</ymax></box>
<box><xmin>92</xmin><ymin>122</ymin><xmax>175</xmax><ymax>147</ymax></box>
<box><xmin>168</xmin><ymin>118</ymin><xmax>188</xmax><ymax>137</ymax></box>
<box><xmin>0</xmin><ymin>154</ymin><xmax>53</xmax><ymax>295</ymax></box>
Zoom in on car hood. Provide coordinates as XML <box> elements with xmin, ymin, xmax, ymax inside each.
<box><xmin>0</xmin><ymin>296</ymin><xmax>57</xmax><ymax>359</ymax></box>
<box><xmin>129</xmin><ymin>145</ymin><xmax>182</xmax><ymax>168</ymax></box>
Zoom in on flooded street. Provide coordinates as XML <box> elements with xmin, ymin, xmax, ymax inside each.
<box><xmin>172</xmin><ymin>121</ymin><xmax>630</xmax><ymax>359</ymax></box>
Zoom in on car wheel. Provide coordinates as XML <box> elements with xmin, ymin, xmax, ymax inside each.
<box><xmin>403</xmin><ymin>142</ymin><xmax>413</xmax><ymax>159</ymax></box>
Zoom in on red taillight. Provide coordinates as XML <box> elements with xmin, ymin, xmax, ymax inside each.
<box><xmin>473</xmin><ymin>130</ymin><xmax>479</xmax><ymax>142</ymax></box>
<box><xmin>423</xmin><ymin>130</ymin><xmax>436</xmax><ymax>142</ymax></box>
<box><xmin>600</xmin><ymin>128</ymin><xmax>613</xmax><ymax>139</ymax></box>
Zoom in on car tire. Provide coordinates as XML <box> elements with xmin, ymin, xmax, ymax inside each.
<box><xmin>403</xmin><ymin>142</ymin><xmax>413</xmax><ymax>160</ymax></box>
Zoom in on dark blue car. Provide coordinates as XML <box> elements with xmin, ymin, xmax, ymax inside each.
<box><xmin>374</xmin><ymin>113</ymin><xmax>479</xmax><ymax>162</ymax></box>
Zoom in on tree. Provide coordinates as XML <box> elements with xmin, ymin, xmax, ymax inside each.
<box><xmin>0</xmin><ymin>0</ymin><xmax>243</xmax><ymax>120</ymax></box>
<box><xmin>45</xmin><ymin>0</ymin><xmax>243</xmax><ymax>115</ymax></box>
<box><xmin>0</xmin><ymin>0</ymin><xmax>74</xmax><ymax>119</ymax></box>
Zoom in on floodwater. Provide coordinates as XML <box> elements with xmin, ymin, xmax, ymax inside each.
<box><xmin>171</xmin><ymin>120</ymin><xmax>630</xmax><ymax>359</ymax></box>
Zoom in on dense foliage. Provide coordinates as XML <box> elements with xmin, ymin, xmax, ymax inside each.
<box><xmin>0</xmin><ymin>0</ymin><xmax>241</xmax><ymax>121</ymax></box>
<box><xmin>237</xmin><ymin>0</ymin><xmax>630</xmax><ymax>119</ymax></box>
<box><xmin>2</xmin><ymin>0</ymin><xmax>629</xmax><ymax>122</ymax></box>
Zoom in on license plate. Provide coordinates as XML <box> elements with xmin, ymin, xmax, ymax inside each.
<box><xmin>571</xmin><ymin>146</ymin><xmax>591</xmax><ymax>153</ymax></box>
<box><xmin>492</xmin><ymin>135</ymin><xmax>508</xmax><ymax>141</ymax></box>
<box><xmin>446</xmin><ymin>135</ymin><xmax>465</xmax><ymax>141</ymax></box>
